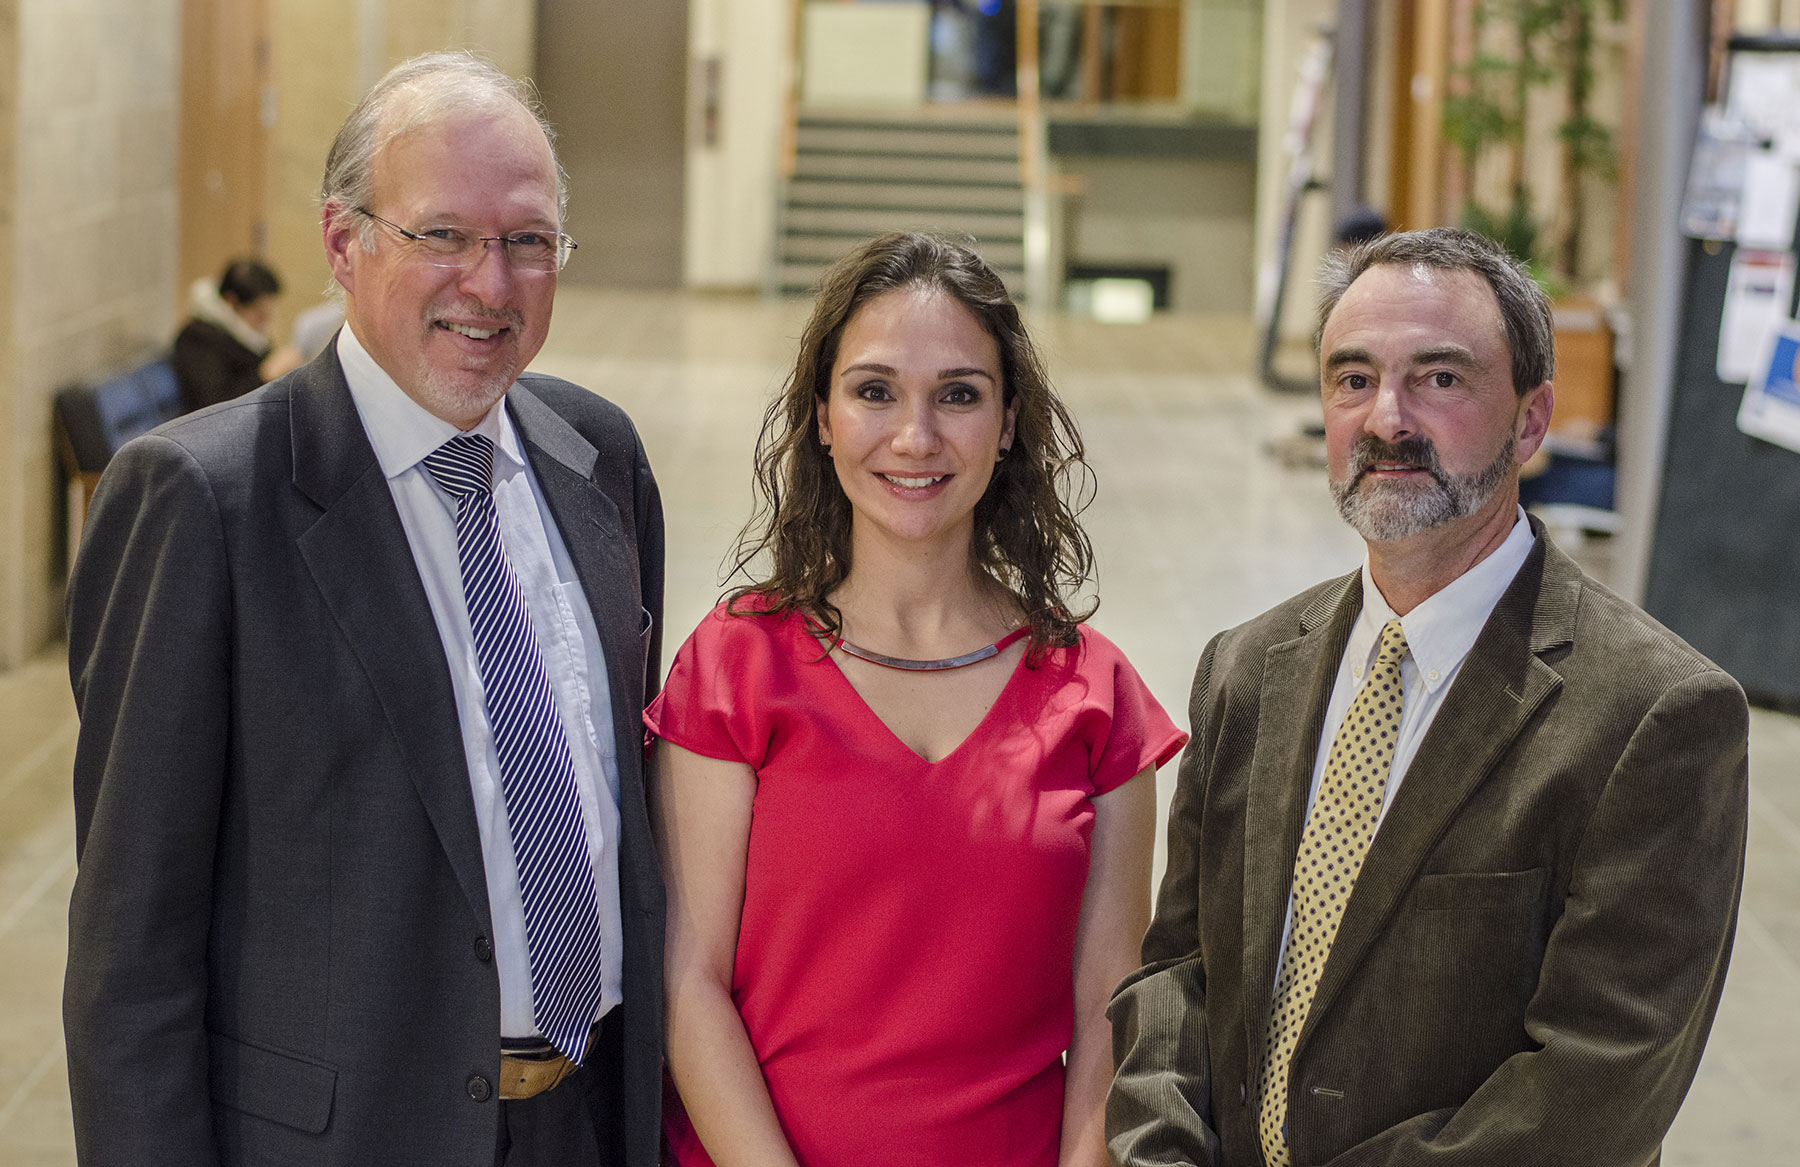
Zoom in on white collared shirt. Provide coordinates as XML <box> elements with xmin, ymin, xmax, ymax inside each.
<box><xmin>336</xmin><ymin>326</ymin><xmax>623</xmax><ymax>1038</ymax></box>
<box><xmin>1274</xmin><ymin>507</ymin><xmax>1535</xmax><ymax>984</ymax></box>
<box><xmin>1311</xmin><ymin>506</ymin><xmax>1536</xmax><ymax>823</ymax></box>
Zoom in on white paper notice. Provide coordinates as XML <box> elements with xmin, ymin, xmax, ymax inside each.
<box><xmin>1728</xmin><ymin>54</ymin><xmax>1800</xmax><ymax>144</ymax></box>
<box><xmin>1718</xmin><ymin>249</ymin><xmax>1797</xmax><ymax>383</ymax></box>
<box><xmin>1739</xmin><ymin>317</ymin><xmax>1800</xmax><ymax>454</ymax></box>
<box><xmin>1738</xmin><ymin>151</ymin><xmax>1800</xmax><ymax>249</ymax></box>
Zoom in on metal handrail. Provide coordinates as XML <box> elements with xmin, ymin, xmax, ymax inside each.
<box><xmin>1017</xmin><ymin>0</ymin><xmax>1053</xmax><ymax>307</ymax></box>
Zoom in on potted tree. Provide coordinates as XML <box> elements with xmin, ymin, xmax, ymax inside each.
<box><xmin>1441</xmin><ymin>0</ymin><xmax>1626</xmax><ymax>449</ymax></box>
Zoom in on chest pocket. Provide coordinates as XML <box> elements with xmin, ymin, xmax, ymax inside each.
<box><xmin>1415</xmin><ymin>867</ymin><xmax>1547</xmax><ymax>912</ymax></box>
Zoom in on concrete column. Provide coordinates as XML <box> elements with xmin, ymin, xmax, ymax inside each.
<box><xmin>1613</xmin><ymin>0</ymin><xmax>1707</xmax><ymax>603</ymax></box>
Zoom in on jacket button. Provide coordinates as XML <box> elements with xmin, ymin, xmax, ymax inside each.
<box><xmin>467</xmin><ymin>1074</ymin><xmax>492</xmax><ymax>1102</ymax></box>
<box><xmin>1240</xmin><ymin>1081</ymin><xmax>1248</xmax><ymax>1106</ymax></box>
<box><xmin>474</xmin><ymin>935</ymin><xmax>493</xmax><ymax>962</ymax></box>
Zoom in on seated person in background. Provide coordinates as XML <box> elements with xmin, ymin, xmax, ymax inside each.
<box><xmin>172</xmin><ymin>258</ymin><xmax>302</xmax><ymax>412</ymax></box>
<box><xmin>650</xmin><ymin>231</ymin><xmax>1186</xmax><ymax>1167</ymax></box>
<box><xmin>289</xmin><ymin>298</ymin><xmax>347</xmax><ymax>363</ymax></box>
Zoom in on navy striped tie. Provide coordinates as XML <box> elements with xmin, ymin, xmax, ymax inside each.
<box><xmin>423</xmin><ymin>433</ymin><xmax>603</xmax><ymax>1063</ymax></box>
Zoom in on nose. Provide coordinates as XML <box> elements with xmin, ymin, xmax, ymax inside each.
<box><xmin>890</xmin><ymin>396</ymin><xmax>941</xmax><ymax>456</ymax></box>
<box><xmin>1362</xmin><ymin>380</ymin><xmax>1417</xmax><ymax>444</ymax></box>
<box><xmin>455</xmin><ymin>238</ymin><xmax>518</xmax><ymax>303</ymax></box>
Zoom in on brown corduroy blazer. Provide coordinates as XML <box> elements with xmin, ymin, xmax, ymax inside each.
<box><xmin>1107</xmin><ymin>525</ymin><xmax>1749</xmax><ymax>1167</ymax></box>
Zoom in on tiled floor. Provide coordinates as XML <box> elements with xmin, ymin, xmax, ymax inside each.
<box><xmin>1</xmin><ymin>287</ymin><xmax>1794</xmax><ymax>1161</ymax></box>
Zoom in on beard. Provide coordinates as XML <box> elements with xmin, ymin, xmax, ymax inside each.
<box><xmin>418</xmin><ymin>300</ymin><xmax>528</xmax><ymax>420</ymax></box>
<box><xmin>1329</xmin><ymin>431</ymin><xmax>1515</xmax><ymax>542</ymax></box>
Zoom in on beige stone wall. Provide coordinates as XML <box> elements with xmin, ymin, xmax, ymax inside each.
<box><xmin>0</xmin><ymin>0</ymin><xmax>181</xmax><ymax>670</ymax></box>
<box><xmin>0</xmin><ymin>0</ymin><xmax>536</xmax><ymax>672</ymax></box>
<box><xmin>0</xmin><ymin>0</ymin><xmax>18</xmax><ymax>667</ymax></box>
<box><xmin>264</xmin><ymin>0</ymin><xmax>537</xmax><ymax>337</ymax></box>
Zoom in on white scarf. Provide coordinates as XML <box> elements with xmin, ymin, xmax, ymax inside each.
<box><xmin>187</xmin><ymin>277</ymin><xmax>271</xmax><ymax>356</ymax></box>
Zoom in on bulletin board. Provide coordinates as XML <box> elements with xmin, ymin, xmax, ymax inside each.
<box><xmin>1643</xmin><ymin>38</ymin><xmax>1800</xmax><ymax>711</ymax></box>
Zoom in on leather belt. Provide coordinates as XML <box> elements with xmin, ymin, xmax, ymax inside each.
<box><xmin>498</xmin><ymin>1025</ymin><xmax>595</xmax><ymax>1100</ymax></box>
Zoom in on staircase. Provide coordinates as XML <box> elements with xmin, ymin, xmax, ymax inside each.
<box><xmin>775</xmin><ymin>110</ymin><xmax>1027</xmax><ymax>298</ymax></box>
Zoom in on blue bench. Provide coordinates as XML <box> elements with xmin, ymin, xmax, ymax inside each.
<box><xmin>54</xmin><ymin>359</ymin><xmax>182</xmax><ymax>559</ymax></box>
<box><xmin>54</xmin><ymin>358</ymin><xmax>182</xmax><ymax>481</ymax></box>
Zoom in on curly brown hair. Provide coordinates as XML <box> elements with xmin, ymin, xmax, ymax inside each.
<box><xmin>726</xmin><ymin>232</ymin><xmax>1097</xmax><ymax>654</ymax></box>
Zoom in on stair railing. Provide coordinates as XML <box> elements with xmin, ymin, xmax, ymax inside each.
<box><xmin>1016</xmin><ymin>0</ymin><xmax>1054</xmax><ymax>308</ymax></box>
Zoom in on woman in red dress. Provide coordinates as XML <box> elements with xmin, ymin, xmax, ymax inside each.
<box><xmin>648</xmin><ymin>233</ymin><xmax>1185</xmax><ymax>1166</ymax></box>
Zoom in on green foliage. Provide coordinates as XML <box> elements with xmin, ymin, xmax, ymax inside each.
<box><xmin>1459</xmin><ymin>192</ymin><xmax>1539</xmax><ymax>272</ymax></box>
<box><xmin>1558</xmin><ymin>114</ymin><xmax>1618</xmax><ymax>179</ymax></box>
<box><xmin>1442</xmin><ymin>0</ymin><xmax>1620</xmax><ymax>284</ymax></box>
<box><xmin>1442</xmin><ymin>91</ymin><xmax>1513</xmax><ymax>169</ymax></box>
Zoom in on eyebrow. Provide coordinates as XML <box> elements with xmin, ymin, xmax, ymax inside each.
<box><xmin>1410</xmin><ymin>344</ymin><xmax>1480</xmax><ymax>368</ymax></box>
<box><xmin>1322</xmin><ymin>343</ymin><xmax>1480</xmax><ymax>371</ymax></box>
<box><xmin>1323</xmin><ymin>346</ymin><xmax>1374</xmax><ymax>373</ymax></box>
<box><xmin>937</xmin><ymin>366</ymin><xmax>996</xmax><ymax>382</ymax></box>
<box><xmin>840</xmin><ymin>362</ymin><xmax>997</xmax><ymax>382</ymax></box>
<box><xmin>416</xmin><ymin>211</ymin><xmax>559</xmax><ymax>231</ymax></box>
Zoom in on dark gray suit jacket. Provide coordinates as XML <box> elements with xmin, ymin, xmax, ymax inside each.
<box><xmin>64</xmin><ymin>346</ymin><xmax>666</xmax><ymax>1166</ymax></box>
<box><xmin>1108</xmin><ymin>527</ymin><xmax>1749</xmax><ymax>1166</ymax></box>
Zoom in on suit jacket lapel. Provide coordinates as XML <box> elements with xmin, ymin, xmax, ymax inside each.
<box><xmin>506</xmin><ymin>388</ymin><xmax>646</xmax><ymax>749</ymax></box>
<box><xmin>1300</xmin><ymin>529</ymin><xmax>1578</xmax><ymax>1043</ymax></box>
<box><xmin>288</xmin><ymin>350</ymin><xmax>492</xmax><ymax>928</ymax></box>
<box><xmin>507</xmin><ymin>387</ymin><xmax>662</xmax><ymax>928</ymax></box>
<box><xmin>1242</xmin><ymin>572</ymin><xmax>1361</xmax><ymax>1061</ymax></box>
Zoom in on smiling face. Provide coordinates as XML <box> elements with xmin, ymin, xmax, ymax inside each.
<box><xmin>816</xmin><ymin>286</ymin><xmax>1016</xmax><ymax>560</ymax></box>
<box><xmin>323</xmin><ymin>98</ymin><xmax>560</xmax><ymax>429</ymax></box>
<box><xmin>1319</xmin><ymin>262</ymin><xmax>1552</xmax><ymax>546</ymax></box>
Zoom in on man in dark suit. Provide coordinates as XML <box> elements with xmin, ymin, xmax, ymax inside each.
<box><xmin>65</xmin><ymin>52</ymin><xmax>664</xmax><ymax>1166</ymax></box>
<box><xmin>1107</xmin><ymin>227</ymin><xmax>1748</xmax><ymax>1166</ymax></box>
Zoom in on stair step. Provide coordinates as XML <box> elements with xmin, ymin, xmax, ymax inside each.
<box><xmin>783</xmin><ymin>206</ymin><xmax>1024</xmax><ymax>241</ymax></box>
<box><xmin>796</xmin><ymin>124</ymin><xmax>1021</xmax><ymax>160</ymax></box>
<box><xmin>787</xmin><ymin>178</ymin><xmax>1024</xmax><ymax>213</ymax></box>
<box><xmin>793</xmin><ymin>152</ymin><xmax>1022</xmax><ymax>186</ymax></box>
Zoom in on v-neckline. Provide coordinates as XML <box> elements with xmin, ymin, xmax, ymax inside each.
<box><xmin>811</xmin><ymin>625</ymin><xmax>1033</xmax><ymax>766</ymax></box>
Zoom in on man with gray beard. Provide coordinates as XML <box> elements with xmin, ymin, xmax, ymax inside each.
<box><xmin>1107</xmin><ymin>227</ymin><xmax>1749</xmax><ymax>1166</ymax></box>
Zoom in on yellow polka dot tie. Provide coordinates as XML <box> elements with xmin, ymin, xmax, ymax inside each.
<box><xmin>1258</xmin><ymin>618</ymin><xmax>1408</xmax><ymax>1167</ymax></box>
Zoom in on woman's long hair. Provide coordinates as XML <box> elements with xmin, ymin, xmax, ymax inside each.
<box><xmin>726</xmin><ymin>232</ymin><xmax>1097</xmax><ymax>653</ymax></box>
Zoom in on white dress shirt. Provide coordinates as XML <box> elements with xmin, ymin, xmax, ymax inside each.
<box><xmin>1274</xmin><ymin>507</ymin><xmax>1535</xmax><ymax>980</ymax></box>
<box><xmin>337</xmin><ymin>326</ymin><xmax>624</xmax><ymax>1038</ymax></box>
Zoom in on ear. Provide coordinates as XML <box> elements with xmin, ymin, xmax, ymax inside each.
<box><xmin>816</xmin><ymin>395</ymin><xmax>833</xmax><ymax>449</ymax></box>
<box><xmin>321</xmin><ymin>203</ymin><xmax>359</xmax><ymax>295</ymax></box>
<box><xmin>1513</xmin><ymin>380</ymin><xmax>1554</xmax><ymax>464</ymax></box>
<box><xmin>999</xmin><ymin>398</ymin><xmax>1019</xmax><ymax>459</ymax></box>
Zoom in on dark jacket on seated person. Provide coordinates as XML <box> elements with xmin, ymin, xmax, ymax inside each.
<box><xmin>173</xmin><ymin>273</ymin><xmax>274</xmax><ymax>414</ymax></box>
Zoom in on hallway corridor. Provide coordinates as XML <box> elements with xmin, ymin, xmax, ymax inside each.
<box><xmin>2</xmin><ymin>288</ymin><xmax>1795</xmax><ymax>1162</ymax></box>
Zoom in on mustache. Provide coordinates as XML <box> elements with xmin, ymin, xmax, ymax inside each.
<box><xmin>427</xmin><ymin>301</ymin><xmax>525</xmax><ymax>331</ymax></box>
<box><xmin>1344</xmin><ymin>434</ymin><xmax>1448</xmax><ymax>488</ymax></box>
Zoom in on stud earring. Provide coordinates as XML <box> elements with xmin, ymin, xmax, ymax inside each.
<box><xmin>996</xmin><ymin>447</ymin><xmax>1011</xmax><ymax>460</ymax></box>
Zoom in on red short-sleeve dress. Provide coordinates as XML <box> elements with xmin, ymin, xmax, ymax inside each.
<box><xmin>645</xmin><ymin>601</ymin><xmax>1186</xmax><ymax>1167</ymax></box>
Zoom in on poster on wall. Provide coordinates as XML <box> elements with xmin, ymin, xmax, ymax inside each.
<box><xmin>1738</xmin><ymin>317</ymin><xmax>1800</xmax><ymax>455</ymax></box>
<box><xmin>1717</xmin><ymin>249</ymin><xmax>1797</xmax><ymax>383</ymax></box>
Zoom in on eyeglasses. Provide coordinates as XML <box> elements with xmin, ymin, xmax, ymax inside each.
<box><xmin>355</xmin><ymin>208</ymin><xmax>577</xmax><ymax>273</ymax></box>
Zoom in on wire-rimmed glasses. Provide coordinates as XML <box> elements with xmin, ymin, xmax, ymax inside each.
<box><xmin>356</xmin><ymin>207</ymin><xmax>577</xmax><ymax>273</ymax></box>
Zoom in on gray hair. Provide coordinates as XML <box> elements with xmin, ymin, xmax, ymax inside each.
<box><xmin>319</xmin><ymin>51</ymin><xmax>568</xmax><ymax>249</ymax></box>
<box><xmin>1315</xmin><ymin>226</ymin><xmax>1555</xmax><ymax>395</ymax></box>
